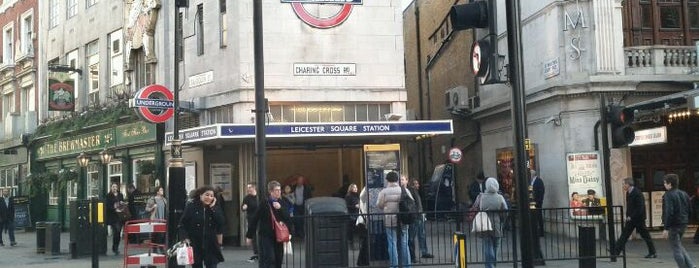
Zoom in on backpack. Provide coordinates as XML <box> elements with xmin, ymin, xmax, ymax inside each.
<box><xmin>398</xmin><ymin>187</ymin><xmax>418</xmax><ymax>225</ymax></box>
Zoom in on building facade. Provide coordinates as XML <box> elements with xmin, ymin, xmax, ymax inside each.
<box><xmin>0</xmin><ymin>0</ymin><xmax>38</xmax><ymax>198</ymax></box>
<box><xmin>404</xmin><ymin>0</ymin><xmax>698</xmax><ymax>226</ymax></box>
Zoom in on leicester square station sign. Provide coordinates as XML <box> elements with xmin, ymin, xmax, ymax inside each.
<box><xmin>130</xmin><ymin>84</ymin><xmax>175</xmax><ymax>124</ymax></box>
<box><xmin>282</xmin><ymin>0</ymin><xmax>362</xmax><ymax>29</ymax></box>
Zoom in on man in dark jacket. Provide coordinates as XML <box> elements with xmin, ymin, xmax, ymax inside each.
<box><xmin>612</xmin><ymin>178</ymin><xmax>656</xmax><ymax>258</ymax></box>
<box><xmin>0</xmin><ymin>189</ymin><xmax>16</xmax><ymax>246</ymax></box>
<box><xmin>468</xmin><ymin>171</ymin><xmax>486</xmax><ymax>205</ymax></box>
<box><xmin>406</xmin><ymin>177</ymin><xmax>433</xmax><ymax>263</ymax></box>
<box><xmin>662</xmin><ymin>173</ymin><xmax>695</xmax><ymax>268</ymax></box>
<box><xmin>241</xmin><ymin>184</ymin><xmax>259</xmax><ymax>262</ymax></box>
<box><xmin>530</xmin><ymin>170</ymin><xmax>545</xmax><ymax>236</ymax></box>
<box><xmin>246</xmin><ymin>181</ymin><xmax>291</xmax><ymax>268</ymax></box>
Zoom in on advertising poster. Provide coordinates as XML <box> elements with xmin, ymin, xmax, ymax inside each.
<box><xmin>650</xmin><ymin>191</ymin><xmax>665</xmax><ymax>228</ymax></box>
<box><xmin>13</xmin><ymin>196</ymin><xmax>30</xmax><ymax>228</ymax></box>
<box><xmin>210</xmin><ymin>163</ymin><xmax>233</xmax><ymax>200</ymax></box>
<box><xmin>566</xmin><ymin>152</ymin><xmax>605</xmax><ymax>217</ymax></box>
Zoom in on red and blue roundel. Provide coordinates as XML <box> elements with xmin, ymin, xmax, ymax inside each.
<box><xmin>282</xmin><ymin>0</ymin><xmax>363</xmax><ymax>29</ymax></box>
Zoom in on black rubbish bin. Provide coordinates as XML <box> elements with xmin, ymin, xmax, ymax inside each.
<box><xmin>305</xmin><ymin>197</ymin><xmax>349</xmax><ymax>268</ymax></box>
<box><xmin>45</xmin><ymin>222</ymin><xmax>61</xmax><ymax>255</ymax></box>
<box><xmin>578</xmin><ymin>225</ymin><xmax>596</xmax><ymax>268</ymax></box>
<box><xmin>35</xmin><ymin>221</ymin><xmax>46</xmax><ymax>254</ymax></box>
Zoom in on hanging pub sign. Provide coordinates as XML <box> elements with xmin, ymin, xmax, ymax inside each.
<box><xmin>48</xmin><ymin>72</ymin><xmax>76</xmax><ymax>111</ymax></box>
<box><xmin>130</xmin><ymin>84</ymin><xmax>175</xmax><ymax>124</ymax></box>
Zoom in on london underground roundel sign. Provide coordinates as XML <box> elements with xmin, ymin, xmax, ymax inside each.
<box><xmin>130</xmin><ymin>84</ymin><xmax>174</xmax><ymax>124</ymax></box>
<box><xmin>284</xmin><ymin>0</ymin><xmax>363</xmax><ymax>29</ymax></box>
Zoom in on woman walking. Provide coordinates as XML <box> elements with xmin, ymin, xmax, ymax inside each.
<box><xmin>106</xmin><ymin>183</ymin><xmax>125</xmax><ymax>255</ymax></box>
<box><xmin>345</xmin><ymin>183</ymin><xmax>360</xmax><ymax>248</ymax></box>
<box><xmin>145</xmin><ymin>186</ymin><xmax>167</xmax><ymax>252</ymax></box>
<box><xmin>178</xmin><ymin>186</ymin><xmax>225</xmax><ymax>268</ymax></box>
<box><xmin>246</xmin><ymin>181</ymin><xmax>291</xmax><ymax>268</ymax></box>
<box><xmin>478</xmin><ymin>177</ymin><xmax>508</xmax><ymax>268</ymax></box>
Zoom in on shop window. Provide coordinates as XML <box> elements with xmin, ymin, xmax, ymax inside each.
<box><xmin>109</xmin><ymin>161</ymin><xmax>124</xmax><ymax>194</ymax></box>
<box><xmin>87</xmin><ymin>164</ymin><xmax>100</xmax><ymax>198</ymax></box>
<box><xmin>49</xmin><ymin>183</ymin><xmax>58</xmax><ymax>205</ymax></box>
<box><xmin>67</xmin><ymin>180</ymin><xmax>78</xmax><ymax>204</ymax></box>
<box><xmin>134</xmin><ymin>158</ymin><xmax>157</xmax><ymax>193</ymax></box>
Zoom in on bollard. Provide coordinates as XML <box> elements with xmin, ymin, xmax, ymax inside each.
<box><xmin>578</xmin><ymin>225</ymin><xmax>596</xmax><ymax>268</ymax></box>
<box><xmin>35</xmin><ymin>221</ymin><xmax>46</xmax><ymax>254</ymax></box>
<box><xmin>453</xmin><ymin>232</ymin><xmax>467</xmax><ymax>268</ymax></box>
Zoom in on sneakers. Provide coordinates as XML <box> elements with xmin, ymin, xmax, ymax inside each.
<box><xmin>247</xmin><ymin>255</ymin><xmax>258</xmax><ymax>263</ymax></box>
<box><xmin>644</xmin><ymin>253</ymin><xmax>657</xmax><ymax>258</ymax></box>
<box><xmin>10</xmin><ymin>242</ymin><xmax>16</xmax><ymax>246</ymax></box>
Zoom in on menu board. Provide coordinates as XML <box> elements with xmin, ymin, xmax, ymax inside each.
<box><xmin>13</xmin><ymin>196</ymin><xmax>31</xmax><ymax>228</ymax></box>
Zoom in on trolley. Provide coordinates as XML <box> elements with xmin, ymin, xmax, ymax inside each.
<box><xmin>123</xmin><ymin>219</ymin><xmax>168</xmax><ymax>267</ymax></box>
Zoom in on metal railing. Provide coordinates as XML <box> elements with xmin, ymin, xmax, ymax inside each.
<box><xmin>278</xmin><ymin>206</ymin><xmax>625</xmax><ymax>267</ymax></box>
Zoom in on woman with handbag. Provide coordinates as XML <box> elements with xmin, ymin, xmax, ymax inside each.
<box><xmin>246</xmin><ymin>180</ymin><xmax>291</xmax><ymax>268</ymax></box>
<box><xmin>178</xmin><ymin>186</ymin><xmax>225</xmax><ymax>268</ymax></box>
<box><xmin>477</xmin><ymin>177</ymin><xmax>508</xmax><ymax>268</ymax></box>
<box><xmin>106</xmin><ymin>183</ymin><xmax>125</xmax><ymax>255</ymax></box>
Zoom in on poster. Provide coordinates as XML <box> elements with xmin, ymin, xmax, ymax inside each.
<box><xmin>13</xmin><ymin>196</ymin><xmax>30</xmax><ymax>228</ymax></box>
<box><xmin>650</xmin><ymin>191</ymin><xmax>665</xmax><ymax>228</ymax></box>
<box><xmin>185</xmin><ymin>162</ymin><xmax>197</xmax><ymax>195</ymax></box>
<box><xmin>566</xmin><ymin>152</ymin><xmax>605</xmax><ymax>217</ymax></box>
<box><xmin>210</xmin><ymin>163</ymin><xmax>233</xmax><ymax>200</ymax></box>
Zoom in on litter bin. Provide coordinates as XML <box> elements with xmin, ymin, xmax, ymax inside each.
<box><xmin>45</xmin><ymin>222</ymin><xmax>61</xmax><ymax>255</ymax></box>
<box><xmin>35</xmin><ymin>221</ymin><xmax>46</xmax><ymax>254</ymax></box>
<box><xmin>305</xmin><ymin>197</ymin><xmax>349</xmax><ymax>268</ymax></box>
<box><xmin>578</xmin><ymin>225</ymin><xmax>596</xmax><ymax>268</ymax></box>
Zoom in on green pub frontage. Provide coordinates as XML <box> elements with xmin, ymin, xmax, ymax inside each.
<box><xmin>29</xmin><ymin>121</ymin><xmax>164</xmax><ymax>229</ymax></box>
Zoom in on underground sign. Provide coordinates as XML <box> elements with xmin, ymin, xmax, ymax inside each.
<box><xmin>130</xmin><ymin>84</ymin><xmax>174</xmax><ymax>124</ymax></box>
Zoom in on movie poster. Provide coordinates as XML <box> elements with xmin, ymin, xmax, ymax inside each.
<box><xmin>566</xmin><ymin>152</ymin><xmax>605</xmax><ymax>217</ymax></box>
<box><xmin>48</xmin><ymin>72</ymin><xmax>75</xmax><ymax>111</ymax></box>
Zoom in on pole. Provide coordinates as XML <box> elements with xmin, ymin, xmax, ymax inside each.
<box><xmin>599</xmin><ymin>95</ymin><xmax>617</xmax><ymax>261</ymax></box>
<box><xmin>253</xmin><ymin>0</ymin><xmax>267</xmax><ymax>207</ymax></box>
<box><xmin>505</xmin><ymin>0</ymin><xmax>533</xmax><ymax>267</ymax></box>
<box><xmin>168</xmin><ymin>2</ymin><xmax>186</xmax><ymax>267</ymax></box>
<box><xmin>91</xmin><ymin>197</ymin><xmax>99</xmax><ymax>268</ymax></box>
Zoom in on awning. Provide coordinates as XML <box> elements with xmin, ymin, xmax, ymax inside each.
<box><xmin>628</xmin><ymin>88</ymin><xmax>699</xmax><ymax>111</ymax></box>
<box><xmin>165</xmin><ymin>120</ymin><xmax>454</xmax><ymax>145</ymax></box>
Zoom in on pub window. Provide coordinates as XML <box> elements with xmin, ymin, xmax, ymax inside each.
<box><xmin>87</xmin><ymin>164</ymin><xmax>100</xmax><ymax>198</ymax></box>
<box><xmin>49</xmin><ymin>183</ymin><xmax>58</xmax><ymax>205</ymax></box>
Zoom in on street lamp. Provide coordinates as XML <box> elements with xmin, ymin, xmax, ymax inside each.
<box><xmin>77</xmin><ymin>152</ymin><xmax>98</xmax><ymax>268</ymax></box>
<box><xmin>99</xmin><ymin>149</ymin><xmax>113</xmax><ymax>198</ymax></box>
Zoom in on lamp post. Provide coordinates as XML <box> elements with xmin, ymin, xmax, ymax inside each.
<box><xmin>77</xmin><ymin>152</ymin><xmax>97</xmax><ymax>268</ymax></box>
<box><xmin>99</xmin><ymin>149</ymin><xmax>113</xmax><ymax>198</ymax></box>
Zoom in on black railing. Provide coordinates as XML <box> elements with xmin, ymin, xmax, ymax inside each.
<box><xmin>278</xmin><ymin>206</ymin><xmax>626</xmax><ymax>267</ymax></box>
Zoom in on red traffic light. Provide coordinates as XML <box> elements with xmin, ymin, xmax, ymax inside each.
<box><xmin>608</xmin><ymin>105</ymin><xmax>635</xmax><ymax>148</ymax></box>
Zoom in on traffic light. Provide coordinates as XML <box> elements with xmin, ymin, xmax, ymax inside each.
<box><xmin>608</xmin><ymin>105</ymin><xmax>635</xmax><ymax>148</ymax></box>
<box><xmin>449</xmin><ymin>0</ymin><xmax>501</xmax><ymax>84</ymax></box>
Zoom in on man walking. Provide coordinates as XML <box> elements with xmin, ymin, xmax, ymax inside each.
<box><xmin>0</xmin><ymin>188</ymin><xmax>16</xmax><ymax>246</ymax></box>
<box><xmin>241</xmin><ymin>183</ymin><xmax>259</xmax><ymax>263</ymax></box>
<box><xmin>406</xmin><ymin>178</ymin><xmax>433</xmax><ymax>263</ymax></box>
<box><xmin>612</xmin><ymin>178</ymin><xmax>656</xmax><ymax>258</ymax></box>
<box><xmin>662</xmin><ymin>173</ymin><xmax>695</xmax><ymax>268</ymax></box>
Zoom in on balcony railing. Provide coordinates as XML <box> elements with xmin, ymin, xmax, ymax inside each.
<box><xmin>625</xmin><ymin>46</ymin><xmax>698</xmax><ymax>75</ymax></box>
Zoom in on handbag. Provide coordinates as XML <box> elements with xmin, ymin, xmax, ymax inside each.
<box><xmin>270</xmin><ymin>207</ymin><xmax>291</xmax><ymax>243</ymax></box>
<box><xmin>471</xmin><ymin>211</ymin><xmax>493</xmax><ymax>233</ymax></box>
<box><xmin>176</xmin><ymin>242</ymin><xmax>194</xmax><ymax>265</ymax></box>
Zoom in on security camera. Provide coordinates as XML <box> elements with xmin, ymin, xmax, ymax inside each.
<box><xmin>544</xmin><ymin>115</ymin><xmax>561</xmax><ymax>126</ymax></box>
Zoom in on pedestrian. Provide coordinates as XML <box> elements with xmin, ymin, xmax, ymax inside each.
<box><xmin>0</xmin><ymin>188</ymin><xmax>17</xmax><ymax>246</ymax></box>
<box><xmin>469</xmin><ymin>171</ymin><xmax>486</xmax><ymax>205</ymax></box>
<box><xmin>356</xmin><ymin>186</ymin><xmax>370</xmax><ymax>266</ymax></box>
<box><xmin>345</xmin><ymin>183</ymin><xmax>360</xmax><ymax>248</ymax></box>
<box><xmin>530</xmin><ymin>170</ymin><xmax>545</xmax><ymax>236</ymax></box>
<box><xmin>291</xmin><ymin>174</ymin><xmax>312</xmax><ymax>239</ymax></box>
<box><xmin>106</xmin><ymin>183</ymin><xmax>126</xmax><ymax>255</ymax></box>
<box><xmin>407</xmin><ymin>178</ymin><xmax>433</xmax><ymax>263</ymax></box>
<box><xmin>691</xmin><ymin>186</ymin><xmax>699</xmax><ymax>244</ymax></box>
<box><xmin>661</xmin><ymin>174</ymin><xmax>695</xmax><ymax>268</ymax></box>
<box><xmin>246</xmin><ymin>180</ymin><xmax>292</xmax><ymax>268</ymax></box>
<box><xmin>127</xmin><ymin>184</ymin><xmax>140</xmax><ymax>219</ymax></box>
<box><xmin>377</xmin><ymin>171</ymin><xmax>412</xmax><ymax>267</ymax></box>
<box><xmin>478</xmin><ymin>177</ymin><xmax>508</xmax><ymax>268</ymax></box>
<box><xmin>213</xmin><ymin>186</ymin><xmax>226</xmax><ymax>248</ymax></box>
<box><xmin>178</xmin><ymin>185</ymin><xmax>225</xmax><ymax>268</ymax></box>
<box><xmin>612</xmin><ymin>178</ymin><xmax>656</xmax><ymax>258</ymax></box>
<box><xmin>281</xmin><ymin>184</ymin><xmax>296</xmax><ymax>235</ymax></box>
<box><xmin>241</xmin><ymin>183</ymin><xmax>259</xmax><ymax>263</ymax></box>
<box><xmin>145</xmin><ymin>186</ymin><xmax>167</xmax><ymax>252</ymax></box>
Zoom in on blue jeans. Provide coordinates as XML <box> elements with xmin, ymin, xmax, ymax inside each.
<box><xmin>386</xmin><ymin>225</ymin><xmax>411</xmax><ymax>267</ymax></box>
<box><xmin>408</xmin><ymin>217</ymin><xmax>429</xmax><ymax>257</ymax></box>
<box><xmin>0</xmin><ymin>220</ymin><xmax>15</xmax><ymax>244</ymax></box>
<box><xmin>482</xmin><ymin>236</ymin><xmax>500</xmax><ymax>268</ymax></box>
<box><xmin>668</xmin><ymin>226</ymin><xmax>695</xmax><ymax>268</ymax></box>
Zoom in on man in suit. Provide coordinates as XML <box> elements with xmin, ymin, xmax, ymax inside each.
<box><xmin>612</xmin><ymin>178</ymin><xmax>656</xmax><ymax>258</ymax></box>
<box><xmin>530</xmin><ymin>170</ymin><xmax>545</xmax><ymax>236</ymax></box>
<box><xmin>291</xmin><ymin>174</ymin><xmax>312</xmax><ymax>239</ymax></box>
<box><xmin>0</xmin><ymin>188</ymin><xmax>17</xmax><ymax>246</ymax></box>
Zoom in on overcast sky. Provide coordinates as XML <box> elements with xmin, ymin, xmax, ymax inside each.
<box><xmin>402</xmin><ymin>0</ymin><xmax>412</xmax><ymax>10</ymax></box>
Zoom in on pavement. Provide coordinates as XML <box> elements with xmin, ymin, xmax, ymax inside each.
<box><xmin>0</xmin><ymin>229</ymin><xmax>697</xmax><ymax>267</ymax></box>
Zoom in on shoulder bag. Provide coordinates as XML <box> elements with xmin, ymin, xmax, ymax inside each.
<box><xmin>270</xmin><ymin>207</ymin><xmax>290</xmax><ymax>243</ymax></box>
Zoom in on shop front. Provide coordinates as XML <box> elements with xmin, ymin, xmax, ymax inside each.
<box><xmin>165</xmin><ymin>120</ymin><xmax>453</xmax><ymax>245</ymax></box>
<box><xmin>30</xmin><ymin>121</ymin><xmax>162</xmax><ymax>228</ymax></box>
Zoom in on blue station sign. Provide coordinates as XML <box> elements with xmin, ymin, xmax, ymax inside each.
<box><xmin>165</xmin><ymin>120</ymin><xmax>453</xmax><ymax>144</ymax></box>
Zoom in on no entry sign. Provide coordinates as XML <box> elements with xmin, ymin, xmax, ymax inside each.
<box><xmin>130</xmin><ymin>84</ymin><xmax>174</xmax><ymax>124</ymax></box>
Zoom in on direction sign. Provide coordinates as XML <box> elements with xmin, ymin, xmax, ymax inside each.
<box><xmin>130</xmin><ymin>84</ymin><xmax>174</xmax><ymax>124</ymax></box>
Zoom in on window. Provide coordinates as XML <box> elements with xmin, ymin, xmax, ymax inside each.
<box><xmin>4</xmin><ymin>26</ymin><xmax>13</xmax><ymax>65</ymax></box>
<box><xmin>131</xmin><ymin>49</ymin><xmax>154</xmax><ymax>89</ymax></box>
<box><xmin>86</xmin><ymin>40</ymin><xmax>99</xmax><ymax>105</ymax></box>
<box><xmin>108</xmin><ymin>162</ymin><xmax>124</xmax><ymax>196</ymax></box>
<box><xmin>49</xmin><ymin>0</ymin><xmax>60</xmax><ymax>28</ymax></box>
<box><xmin>3</xmin><ymin>92</ymin><xmax>14</xmax><ymax>116</ymax></box>
<box><xmin>109</xmin><ymin>30</ymin><xmax>123</xmax><ymax>87</ymax></box>
<box><xmin>134</xmin><ymin>158</ymin><xmax>158</xmax><ymax>193</ymax></box>
<box><xmin>219</xmin><ymin>0</ymin><xmax>227</xmax><ymax>47</ymax></box>
<box><xmin>67</xmin><ymin>0</ymin><xmax>77</xmax><ymax>18</ymax></box>
<box><xmin>624</xmin><ymin>0</ymin><xmax>699</xmax><ymax>45</ymax></box>
<box><xmin>197</xmin><ymin>4</ymin><xmax>204</xmax><ymax>55</ymax></box>
<box><xmin>0</xmin><ymin>167</ymin><xmax>18</xmax><ymax>197</ymax></box>
<box><xmin>49</xmin><ymin>182</ymin><xmax>58</xmax><ymax>205</ymax></box>
<box><xmin>87</xmin><ymin>164</ymin><xmax>100</xmax><ymax>198</ymax></box>
<box><xmin>20</xmin><ymin>12</ymin><xmax>33</xmax><ymax>56</ymax></box>
<box><xmin>267</xmin><ymin>103</ymin><xmax>392</xmax><ymax>123</ymax></box>
<box><xmin>86</xmin><ymin>0</ymin><xmax>97</xmax><ymax>8</ymax></box>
